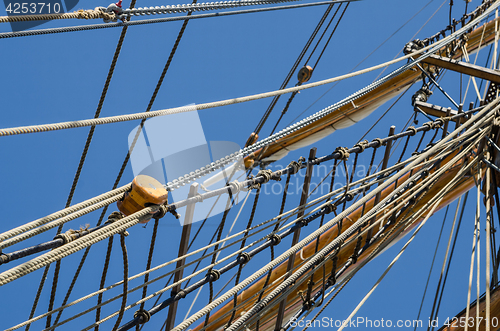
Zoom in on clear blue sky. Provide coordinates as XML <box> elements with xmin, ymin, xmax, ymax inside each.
<box><xmin>0</xmin><ymin>0</ymin><xmax>493</xmax><ymax>330</ymax></box>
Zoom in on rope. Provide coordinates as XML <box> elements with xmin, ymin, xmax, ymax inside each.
<box><xmin>0</xmin><ymin>1</ymin><xmax>347</xmax><ymax>39</ymax></box>
<box><xmin>0</xmin><ymin>39</ymin><xmax>458</xmax><ymax>138</ymax></box>
<box><xmin>182</xmin><ymin>101</ymin><xmax>496</xmax><ymax>331</ymax></box>
<box><xmin>0</xmin><ymin>206</ymin><xmax>156</xmax><ymax>286</ymax></box>
<box><xmin>0</xmin><ymin>7</ymin><xmax>115</xmax><ymax>23</ymax></box>
<box><xmin>112</xmin><ymin>234</ymin><xmax>129</xmax><ymax>331</ymax></box>
<box><xmin>0</xmin><ymin>184</ymin><xmax>129</xmax><ymax>249</ymax></box>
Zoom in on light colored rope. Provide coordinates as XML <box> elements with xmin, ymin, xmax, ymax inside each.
<box><xmin>0</xmin><ymin>206</ymin><xmax>156</xmax><ymax>286</ymax></box>
<box><xmin>0</xmin><ymin>42</ymin><xmax>446</xmax><ymax>138</ymax></box>
<box><xmin>173</xmin><ymin>100</ymin><xmax>499</xmax><ymax>331</ymax></box>
<box><xmin>0</xmin><ymin>194</ymin><xmax>122</xmax><ymax>250</ymax></box>
<box><xmin>0</xmin><ymin>7</ymin><xmax>115</xmax><ymax>23</ymax></box>
<box><xmin>0</xmin><ymin>183</ymin><xmax>130</xmax><ymax>245</ymax></box>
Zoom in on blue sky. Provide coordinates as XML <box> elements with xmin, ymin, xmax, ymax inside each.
<box><xmin>0</xmin><ymin>0</ymin><xmax>495</xmax><ymax>330</ymax></box>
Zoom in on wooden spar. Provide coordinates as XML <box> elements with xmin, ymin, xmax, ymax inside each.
<box><xmin>192</xmin><ymin>139</ymin><xmax>484</xmax><ymax>331</ymax></box>
<box><xmin>274</xmin><ymin>148</ymin><xmax>316</xmax><ymax>330</ymax></box>
<box><xmin>165</xmin><ymin>183</ymin><xmax>196</xmax><ymax>330</ymax></box>
<box><xmin>414</xmin><ymin>101</ymin><xmax>459</xmax><ymax>118</ymax></box>
<box><xmin>421</xmin><ymin>54</ymin><xmax>500</xmax><ymax>84</ymax></box>
<box><xmin>245</xmin><ymin>17</ymin><xmax>500</xmax><ymax>164</ymax></box>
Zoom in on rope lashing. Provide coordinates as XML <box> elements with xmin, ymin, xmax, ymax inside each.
<box><xmin>133</xmin><ymin>309</ymin><xmax>151</xmax><ymax>324</ymax></box>
<box><xmin>353</xmin><ymin>140</ymin><xmax>369</xmax><ymax>153</ymax></box>
<box><xmin>334</xmin><ymin>146</ymin><xmax>350</xmax><ymax>160</ymax></box>
<box><xmin>53</xmin><ymin>229</ymin><xmax>79</xmax><ymax>245</ymax></box>
<box><xmin>371</xmin><ymin>138</ymin><xmax>385</xmax><ymax>148</ymax></box>
<box><xmin>105</xmin><ymin>211</ymin><xmax>129</xmax><ymax>236</ymax></box>
<box><xmin>228</xmin><ymin>180</ymin><xmax>246</xmax><ymax>195</ymax></box>
<box><xmin>0</xmin><ymin>7</ymin><xmax>117</xmax><ymax>23</ymax></box>
<box><xmin>323</xmin><ymin>203</ymin><xmax>337</xmax><ymax>214</ymax></box>
<box><xmin>422</xmin><ymin>121</ymin><xmax>435</xmax><ymax>131</ymax></box>
<box><xmin>249</xmin><ymin>169</ymin><xmax>274</xmax><ymax>189</ymax></box>
<box><xmin>350</xmin><ymin>236</ymin><xmax>363</xmax><ymax>264</ymax></box>
<box><xmin>407</xmin><ymin>126</ymin><xmax>418</xmax><ymax>136</ymax></box>
<box><xmin>434</xmin><ymin>118</ymin><xmax>445</xmax><ymax>129</ymax></box>
<box><xmin>288</xmin><ymin>157</ymin><xmax>305</xmax><ymax>175</ymax></box>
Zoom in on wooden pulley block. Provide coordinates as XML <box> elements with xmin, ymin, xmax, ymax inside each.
<box><xmin>244</xmin><ymin>132</ymin><xmax>259</xmax><ymax>147</ymax></box>
<box><xmin>297</xmin><ymin>65</ymin><xmax>313</xmax><ymax>83</ymax></box>
<box><xmin>117</xmin><ymin>175</ymin><xmax>168</xmax><ymax>222</ymax></box>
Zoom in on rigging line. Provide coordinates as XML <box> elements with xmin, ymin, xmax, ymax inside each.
<box><xmin>0</xmin><ymin>36</ymin><xmax>459</xmax><ymax>138</ymax></box>
<box><xmin>0</xmin><ymin>0</ymin><xmax>326</xmax><ymax>23</ymax></box>
<box><xmin>6</xmin><ymin>162</ymin><xmax>458</xmax><ymax>330</ymax></box>
<box><xmin>430</xmin><ymin>193</ymin><xmax>469</xmax><ymax>331</ymax></box>
<box><xmin>180</xmin><ymin>191</ymin><xmax>253</xmax><ymax>326</ymax></box>
<box><xmin>311</xmin><ymin>2</ymin><xmax>349</xmax><ymax>70</ymax></box>
<box><xmin>253</xmin><ymin>2</ymin><xmax>336</xmax><ymax>136</ymax></box>
<box><xmin>336</xmin><ymin>188</ymin><xmax>451</xmax><ymax>331</ymax></box>
<box><xmin>0</xmin><ymin>184</ymin><xmax>130</xmax><ymax>248</ymax></box>
<box><xmin>181</xmin><ymin>109</ymin><xmax>495</xmax><ymax>331</ymax></box>
<box><xmin>356</xmin><ymin>86</ymin><xmax>412</xmax><ymax>144</ymax></box>
<box><xmin>266</xmin><ymin>2</ymin><xmax>349</xmax><ymax>137</ymax></box>
<box><xmin>112</xmin><ymin>234</ymin><xmax>129</xmax><ymax>331</ymax></box>
<box><xmin>414</xmin><ymin>193</ymin><xmax>468</xmax><ymax>331</ymax></box>
<box><xmin>426</xmin><ymin>203</ymin><xmax>455</xmax><ymax>331</ymax></box>
<box><xmin>304</xmin><ymin>4</ymin><xmax>341</xmax><ymax>67</ymax></box>
<box><xmin>0</xmin><ymin>0</ymin><xmax>353</xmax><ymax>39</ymax></box>
<box><xmin>464</xmin><ymin>165</ymin><xmax>482</xmax><ymax>331</ymax></box>
<box><xmin>287</xmin><ymin>0</ymin><xmax>438</xmax><ymax>125</ymax></box>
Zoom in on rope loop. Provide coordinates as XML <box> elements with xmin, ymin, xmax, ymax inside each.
<box><xmin>345</xmin><ymin>192</ymin><xmax>354</xmax><ymax>201</ymax></box>
<box><xmin>407</xmin><ymin>126</ymin><xmax>417</xmax><ymax>136</ymax></box>
<box><xmin>353</xmin><ymin>140</ymin><xmax>369</xmax><ymax>153</ymax></box>
<box><xmin>334</xmin><ymin>147</ymin><xmax>350</xmax><ymax>161</ymax></box>
<box><xmin>371</xmin><ymin>138</ymin><xmax>384</xmax><ymax>148</ymax></box>
<box><xmin>133</xmin><ymin>309</ymin><xmax>151</xmax><ymax>324</ymax></box>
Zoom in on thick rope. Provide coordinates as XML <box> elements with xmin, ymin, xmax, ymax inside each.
<box><xmin>0</xmin><ymin>7</ymin><xmax>115</xmax><ymax>23</ymax></box>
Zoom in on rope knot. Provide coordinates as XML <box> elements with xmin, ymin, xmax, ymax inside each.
<box><xmin>258</xmin><ymin>169</ymin><xmax>273</xmax><ymax>184</ymax></box>
<box><xmin>351</xmin><ymin>236</ymin><xmax>363</xmax><ymax>264</ymax></box>
<box><xmin>53</xmin><ymin>231</ymin><xmax>75</xmax><ymax>245</ymax></box>
<box><xmin>334</xmin><ymin>147</ymin><xmax>350</xmax><ymax>161</ymax></box>
<box><xmin>353</xmin><ymin>140</ymin><xmax>369</xmax><ymax>153</ymax></box>
<box><xmin>433</xmin><ymin>118</ymin><xmax>444</xmax><ymax>128</ymax></box>
<box><xmin>105</xmin><ymin>211</ymin><xmax>129</xmax><ymax>236</ymax></box>
<box><xmin>407</xmin><ymin>126</ymin><xmax>417</xmax><ymax>136</ymax></box>
<box><xmin>134</xmin><ymin>309</ymin><xmax>151</xmax><ymax>324</ymax></box>
<box><xmin>288</xmin><ymin>160</ymin><xmax>302</xmax><ymax>175</ymax></box>
<box><xmin>371</xmin><ymin>138</ymin><xmax>384</xmax><ymax>148</ymax></box>
<box><xmin>422</xmin><ymin>121</ymin><xmax>433</xmax><ymax>131</ymax></box>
